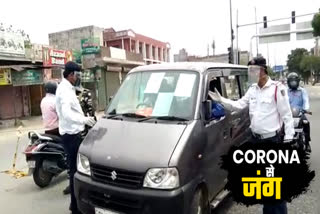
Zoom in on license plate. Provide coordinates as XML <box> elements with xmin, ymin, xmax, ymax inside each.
<box><xmin>295</xmin><ymin>128</ymin><xmax>303</xmax><ymax>133</ymax></box>
<box><xmin>95</xmin><ymin>207</ymin><xmax>120</xmax><ymax>214</ymax></box>
<box><xmin>27</xmin><ymin>161</ymin><xmax>36</xmax><ymax>168</ymax></box>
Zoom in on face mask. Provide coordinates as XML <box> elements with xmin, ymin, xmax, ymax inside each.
<box><xmin>248</xmin><ymin>66</ymin><xmax>261</xmax><ymax>85</ymax></box>
<box><xmin>289</xmin><ymin>80</ymin><xmax>298</xmax><ymax>89</ymax></box>
<box><xmin>74</xmin><ymin>71</ymin><xmax>82</xmax><ymax>88</ymax></box>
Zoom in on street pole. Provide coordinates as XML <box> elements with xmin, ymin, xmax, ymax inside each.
<box><xmin>255</xmin><ymin>7</ymin><xmax>259</xmax><ymax>56</ymax></box>
<box><xmin>236</xmin><ymin>9</ymin><xmax>239</xmax><ymax>64</ymax></box>
<box><xmin>229</xmin><ymin>0</ymin><xmax>234</xmax><ymax>63</ymax></box>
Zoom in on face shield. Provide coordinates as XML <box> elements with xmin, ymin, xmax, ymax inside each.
<box><xmin>248</xmin><ymin>66</ymin><xmax>261</xmax><ymax>86</ymax></box>
<box><xmin>74</xmin><ymin>71</ymin><xmax>82</xmax><ymax>89</ymax></box>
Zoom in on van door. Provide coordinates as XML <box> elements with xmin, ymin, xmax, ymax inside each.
<box><xmin>223</xmin><ymin>74</ymin><xmax>250</xmax><ymax>145</ymax></box>
<box><xmin>202</xmin><ymin>72</ymin><xmax>232</xmax><ymax>200</ymax></box>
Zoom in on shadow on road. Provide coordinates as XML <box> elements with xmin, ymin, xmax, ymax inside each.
<box><xmin>10</xmin><ymin>172</ymin><xmax>68</xmax><ymax>194</ymax></box>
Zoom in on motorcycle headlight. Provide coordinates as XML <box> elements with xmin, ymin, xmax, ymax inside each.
<box><xmin>143</xmin><ymin>167</ymin><xmax>179</xmax><ymax>189</ymax></box>
<box><xmin>77</xmin><ymin>153</ymin><xmax>91</xmax><ymax>176</ymax></box>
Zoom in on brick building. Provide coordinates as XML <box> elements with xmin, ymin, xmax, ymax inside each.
<box><xmin>103</xmin><ymin>28</ymin><xmax>170</xmax><ymax>64</ymax></box>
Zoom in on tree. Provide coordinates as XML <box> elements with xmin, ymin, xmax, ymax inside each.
<box><xmin>300</xmin><ymin>55</ymin><xmax>320</xmax><ymax>85</ymax></box>
<box><xmin>312</xmin><ymin>13</ymin><xmax>320</xmax><ymax>37</ymax></box>
<box><xmin>287</xmin><ymin>48</ymin><xmax>308</xmax><ymax>76</ymax></box>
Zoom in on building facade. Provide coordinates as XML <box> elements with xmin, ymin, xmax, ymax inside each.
<box><xmin>174</xmin><ymin>48</ymin><xmax>250</xmax><ymax>65</ymax></box>
<box><xmin>103</xmin><ymin>28</ymin><xmax>170</xmax><ymax>64</ymax></box>
<box><xmin>0</xmin><ymin>24</ymin><xmax>46</xmax><ymax>121</ymax></box>
<box><xmin>49</xmin><ymin>25</ymin><xmax>104</xmax><ymax>52</ymax></box>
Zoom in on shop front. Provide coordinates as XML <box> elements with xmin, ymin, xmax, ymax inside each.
<box><xmin>11</xmin><ymin>69</ymin><xmax>44</xmax><ymax>116</ymax></box>
<box><xmin>0</xmin><ymin>67</ymin><xmax>44</xmax><ymax>119</ymax></box>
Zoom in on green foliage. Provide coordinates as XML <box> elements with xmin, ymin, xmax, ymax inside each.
<box><xmin>287</xmin><ymin>48</ymin><xmax>309</xmax><ymax>76</ymax></box>
<box><xmin>300</xmin><ymin>55</ymin><xmax>320</xmax><ymax>75</ymax></box>
<box><xmin>312</xmin><ymin>13</ymin><xmax>320</xmax><ymax>37</ymax></box>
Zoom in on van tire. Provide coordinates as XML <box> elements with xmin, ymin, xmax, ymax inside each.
<box><xmin>33</xmin><ymin>160</ymin><xmax>53</xmax><ymax>188</ymax></box>
<box><xmin>189</xmin><ymin>188</ymin><xmax>210</xmax><ymax>214</ymax></box>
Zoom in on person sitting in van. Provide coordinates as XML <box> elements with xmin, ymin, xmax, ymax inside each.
<box><xmin>211</xmin><ymin>101</ymin><xmax>225</xmax><ymax>120</ymax></box>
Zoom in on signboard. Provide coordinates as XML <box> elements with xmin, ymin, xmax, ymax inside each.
<box><xmin>273</xmin><ymin>65</ymin><xmax>284</xmax><ymax>73</ymax></box>
<box><xmin>0</xmin><ymin>68</ymin><xmax>12</xmax><ymax>85</ymax></box>
<box><xmin>12</xmin><ymin>70</ymin><xmax>43</xmax><ymax>86</ymax></box>
<box><xmin>110</xmin><ymin>47</ymin><xmax>126</xmax><ymax>60</ymax></box>
<box><xmin>72</xmin><ymin>49</ymin><xmax>82</xmax><ymax>63</ymax></box>
<box><xmin>0</xmin><ymin>30</ymin><xmax>25</xmax><ymax>56</ymax></box>
<box><xmin>82</xmin><ymin>69</ymin><xmax>95</xmax><ymax>82</ymax></box>
<box><xmin>43</xmin><ymin>47</ymin><xmax>73</xmax><ymax>66</ymax></box>
<box><xmin>81</xmin><ymin>38</ymin><xmax>100</xmax><ymax>54</ymax></box>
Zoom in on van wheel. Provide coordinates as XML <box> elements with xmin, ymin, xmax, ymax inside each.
<box><xmin>190</xmin><ymin>189</ymin><xmax>210</xmax><ymax>214</ymax></box>
<box><xmin>33</xmin><ymin>160</ymin><xmax>53</xmax><ymax>188</ymax></box>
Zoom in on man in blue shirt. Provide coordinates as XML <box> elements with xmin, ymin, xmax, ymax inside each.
<box><xmin>287</xmin><ymin>72</ymin><xmax>311</xmax><ymax>152</ymax></box>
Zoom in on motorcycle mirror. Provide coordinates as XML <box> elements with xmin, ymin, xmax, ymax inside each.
<box><xmin>109</xmin><ymin>96</ymin><xmax>114</xmax><ymax>103</ymax></box>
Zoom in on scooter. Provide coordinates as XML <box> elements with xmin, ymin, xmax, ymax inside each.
<box><xmin>24</xmin><ymin>88</ymin><xmax>95</xmax><ymax>188</ymax></box>
<box><xmin>291</xmin><ymin>107</ymin><xmax>312</xmax><ymax>152</ymax></box>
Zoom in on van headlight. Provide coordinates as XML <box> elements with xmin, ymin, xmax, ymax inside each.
<box><xmin>77</xmin><ymin>153</ymin><xmax>91</xmax><ymax>176</ymax></box>
<box><xmin>143</xmin><ymin>167</ymin><xmax>179</xmax><ymax>189</ymax></box>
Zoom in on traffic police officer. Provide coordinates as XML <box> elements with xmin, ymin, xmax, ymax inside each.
<box><xmin>211</xmin><ymin>56</ymin><xmax>294</xmax><ymax>214</ymax></box>
<box><xmin>287</xmin><ymin>72</ymin><xmax>311</xmax><ymax>152</ymax></box>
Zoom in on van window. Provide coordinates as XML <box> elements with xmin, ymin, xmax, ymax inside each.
<box><xmin>107</xmin><ymin>70</ymin><xmax>200</xmax><ymax>120</ymax></box>
<box><xmin>209</xmin><ymin>77</ymin><xmax>222</xmax><ymax>95</ymax></box>
<box><xmin>224</xmin><ymin>75</ymin><xmax>240</xmax><ymax>100</ymax></box>
<box><xmin>239</xmin><ymin>75</ymin><xmax>249</xmax><ymax>94</ymax></box>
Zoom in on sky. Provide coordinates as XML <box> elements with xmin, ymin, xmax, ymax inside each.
<box><xmin>1</xmin><ymin>0</ymin><xmax>320</xmax><ymax>66</ymax></box>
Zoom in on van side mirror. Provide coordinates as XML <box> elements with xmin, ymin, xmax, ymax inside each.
<box><xmin>109</xmin><ymin>96</ymin><xmax>113</xmax><ymax>103</ymax></box>
<box><xmin>204</xmin><ymin>100</ymin><xmax>212</xmax><ymax>120</ymax></box>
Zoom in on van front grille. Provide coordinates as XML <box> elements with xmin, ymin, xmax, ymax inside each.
<box><xmin>90</xmin><ymin>164</ymin><xmax>145</xmax><ymax>189</ymax></box>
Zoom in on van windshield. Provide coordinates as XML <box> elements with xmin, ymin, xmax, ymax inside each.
<box><xmin>107</xmin><ymin>70</ymin><xmax>199</xmax><ymax>120</ymax></box>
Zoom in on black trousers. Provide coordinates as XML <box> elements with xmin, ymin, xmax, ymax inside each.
<box><xmin>62</xmin><ymin>133</ymin><xmax>82</xmax><ymax>213</ymax></box>
<box><xmin>251</xmin><ymin>134</ymin><xmax>288</xmax><ymax>214</ymax></box>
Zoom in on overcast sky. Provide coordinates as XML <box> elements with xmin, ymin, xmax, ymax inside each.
<box><xmin>1</xmin><ymin>0</ymin><xmax>319</xmax><ymax>66</ymax></box>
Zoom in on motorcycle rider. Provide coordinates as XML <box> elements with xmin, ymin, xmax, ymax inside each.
<box><xmin>40</xmin><ymin>81</ymin><xmax>59</xmax><ymax>136</ymax></box>
<box><xmin>287</xmin><ymin>72</ymin><xmax>311</xmax><ymax>152</ymax></box>
<box><xmin>56</xmin><ymin>61</ymin><xmax>96</xmax><ymax>214</ymax></box>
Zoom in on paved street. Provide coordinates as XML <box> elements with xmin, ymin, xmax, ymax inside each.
<box><xmin>1</xmin><ymin>86</ymin><xmax>320</xmax><ymax>214</ymax></box>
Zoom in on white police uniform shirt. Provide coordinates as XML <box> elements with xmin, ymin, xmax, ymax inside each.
<box><xmin>56</xmin><ymin>78</ymin><xmax>86</xmax><ymax>135</ymax></box>
<box><xmin>221</xmin><ymin>78</ymin><xmax>295</xmax><ymax>140</ymax></box>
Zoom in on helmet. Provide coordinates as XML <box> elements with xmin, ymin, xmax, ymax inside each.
<box><xmin>44</xmin><ymin>81</ymin><xmax>57</xmax><ymax>95</ymax></box>
<box><xmin>287</xmin><ymin>72</ymin><xmax>300</xmax><ymax>90</ymax></box>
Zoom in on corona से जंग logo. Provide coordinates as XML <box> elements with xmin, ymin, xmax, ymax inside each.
<box><xmin>221</xmin><ymin>142</ymin><xmax>315</xmax><ymax>206</ymax></box>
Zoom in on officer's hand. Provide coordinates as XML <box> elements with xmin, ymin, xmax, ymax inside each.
<box><xmin>84</xmin><ymin>117</ymin><xmax>96</xmax><ymax>127</ymax></box>
<box><xmin>208</xmin><ymin>88</ymin><xmax>222</xmax><ymax>102</ymax></box>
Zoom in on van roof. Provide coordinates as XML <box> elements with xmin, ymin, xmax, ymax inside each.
<box><xmin>129</xmin><ymin>62</ymin><xmax>248</xmax><ymax>74</ymax></box>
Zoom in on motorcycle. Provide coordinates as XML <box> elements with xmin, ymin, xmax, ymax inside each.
<box><xmin>24</xmin><ymin>88</ymin><xmax>95</xmax><ymax>188</ymax></box>
<box><xmin>291</xmin><ymin>107</ymin><xmax>312</xmax><ymax>152</ymax></box>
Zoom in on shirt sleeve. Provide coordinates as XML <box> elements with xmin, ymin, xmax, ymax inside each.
<box><xmin>276</xmin><ymin>84</ymin><xmax>295</xmax><ymax>140</ymax></box>
<box><xmin>60</xmin><ymin>93</ymin><xmax>86</xmax><ymax>125</ymax></box>
<box><xmin>302</xmin><ymin>88</ymin><xmax>310</xmax><ymax>111</ymax></box>
<box><xmin>220</xmin><ymin>87</ymin><xmax>251</xmax><ymax>110</ymax></box>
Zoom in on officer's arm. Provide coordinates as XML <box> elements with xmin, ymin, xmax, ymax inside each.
<box><xmin>302</xmin><ymin>88</ymin><xmax>310</xmax><ymax>111</ymax></box>
<box><xmin>277</xmin><ymin>85</ymin><xmax>295</xmax><ymax>140</ymax></box>
<box><xmin>220</xmin><ymin>88</ymin><xmax>251</xmax><ymax>110</ymax></box>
